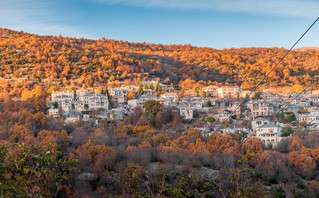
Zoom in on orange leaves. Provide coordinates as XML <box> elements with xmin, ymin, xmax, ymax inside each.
<box><xmin>285</xmin><ymin>135</ymin><xmax>319</xmax><ymax>172</ymax></box>
<box><xmin>21</xmin><ymin>85</ymin><xmax>47</xmax><ymax>101</ymax></box>
<box><xmin>289</xmin><ymin>150</ymin><xmax>316</xmax><ymax>171</ymax></box>
<box><xmin>207</xmin><ymin>133</ymin><xmax>239</xmax><ymax>154</ymax></box>
<box><xmin>189</xmin><ymin>138</ymin><xmax>207</xmax><ymax>154</ymax></box>
<box><xmin>9</xmin><ymin>125</ymin><xmax>36</xmax><ymax>145</ymax></box>
<box><xmin>37</xmin><ymin>130</ymin><xmax>59</xmax><ymax>147</ymax></box>
<box><xmin>140</xmin><ymin>141</ymin><xmax>152</xmax><ymax>149</ymax></box>
<box><xmin>161</xmin><ymin>139</ymin><xmax>183</xmax><ymax>152</ymax></box>
<box><xmin>2</xmin><ymin>28</ymin><xmax>319</xmax><ymax>93</ymax></box>
<box><xmin>158</xmin><ymin>128</ymin><xmax>206</xmax><ymax>154</ymax></box>
<box><xmin>290</xmin><ymin>135</ymin><xmax>302</xmax><ymax>151</ymax></box>
<box><xmin>127</xmin><ymin>91</ymin><xmax>137</xmax><ymax>100</ymax></box>
<box><xmin>76</xmin><ymin>141</ymin><xmax>117</xmax><ymax>175</ymax></box>
<box><xmin>152</xmin><ymin>133</ymin><xmax>169</xmax><ymax>145</ymax></box>
<box><xmin>76</xmin><ymin>140</ymin><xmax>116</xmax><ymax>163</ymax></box>
<box><xmin>179</xmin><ymin>78</ymin><xmax>205</xmax><ymax>91</ymax></box>
<box><xmin>187</xmin><ymin>128</ymin><xmax>202</xmax><ymax>138</ymax></box>
<box><xmin>116</xmin><ymin>64</ymin><xmax>135</xmax><ymax>73</ymax></box>
<box><xmin>126</xmin><ymin>140</ymin><xmax>152</xmax><ymax>152</ymax></box>
<box><xmin>114</xmin><ymin>125</ymin><xmax>155</xmax><ymax>139</ymax></box>
<box><xmin>114</xmin><ymin>124</ymin><xmax>133</xmax><ymax>136</ymax></box>
<box><xmin>179</xmin><ymin>78</ymin><xmax>196</xmax><ymax>89</ymax></box>
<box><xmin>241</xmin><ymin>81</ymin><xmax>254</xmax><ymax>90</ymax></box>
<box><xmin>241</xmin><ymin>137</ymin><xmax>263</xmax><ymax>164</ymax></box>
<box><xmin>309</xmin><ymin>148</ymin><xmax>319</xmax><ymax>163</ymax></box>
<box><xmin>132</xmin><ymin>125</ymin><xmax>155</xmax><ymax>139</ymax></box>
<box><xmin>292</xmin><ymin>85</ymin><xmax>305</xmax><ymax>93</ymax></box>
<box><xmin>33</xmin><ymin>112</ymin><xmax>48</xmax><ymax>126</ymax></box>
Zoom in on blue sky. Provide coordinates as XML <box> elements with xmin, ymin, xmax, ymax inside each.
<box><xmin>0</xmin><ymin>0</ymin><xmax>318</xmax><ymax>49</ymax></box>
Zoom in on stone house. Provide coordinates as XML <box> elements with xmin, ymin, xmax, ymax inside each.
<box><xmin>256</xmin><ymin>123</ymin><xmax>282</xmax><ymax>148</ymax></box>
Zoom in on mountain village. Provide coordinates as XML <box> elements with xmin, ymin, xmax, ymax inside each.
<box><xmin>47</xmin><ymin>81</ymin><xmax>319</xmax><ymax>148</ymax></box>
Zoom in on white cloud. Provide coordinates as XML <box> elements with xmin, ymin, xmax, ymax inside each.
<box><xmin>94</xmin><ymin>0</ymin><xmax>319</xmax><ymax>18</ymax></box>
<box><xmin>0</xmin><ymin>0</ymin><xmax>85</xmax><ymax>38</ymax></box>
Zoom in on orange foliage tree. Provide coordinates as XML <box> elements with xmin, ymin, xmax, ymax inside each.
<box><xmin>241</xmin><ymin>137</ymin><xmax>263</xmax><ymax>164</ymax></box>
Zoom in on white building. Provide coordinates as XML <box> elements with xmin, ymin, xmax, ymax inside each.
<box><xmin>307</xmin><ymin>95</ymin><xmax>319</xmax><ymax>106</ymax></box>
<box><xmin>110</xmin><ymin>88</ymin><xmax>130</xmax><ymax>97</ymax></box>
<box><xmin>51</xmin><ymin>91</ymin><xmax>74</xmax><ymax>107</ymax></box>
<box><xmin>112</xmin><ymin>95</ymin><xmax>127</xmax><ymax>104</ymax></box>
<box><xmin>65</xmin><ymin>117</ymin><xmax>80</xmax><ymax>124</ymax></box>
<box><xmin>297</xmin><ymin>111</ymin><xmax>319</xmax><ymax>128</ymax></box>
<box><xmin>217</xmin><ymin>86</ymin><xmax>242</xmax><ymax>99</ymax></box>
<box><xmin>138</xmin><ymin>96</ymin><xmax>157</xmax><ymax>103</ymax></box>
<box><xmin>50</xmin><ymin>89</ymin><xmax>109</xmax><ymax>114</ymax></box>
<box><xmin>247</xmin><ymin>100</ymin><xmax>274</xmax><ymax>117</ymax></box>
<box><xmin>227</xmin><ymin>102</ymin><xmax>243</xmax><ymax>115</ymax></box>
<box><xmin>161</xmin><ymin>92</ymin><xmax>178</xmax><ymax>101</ymax></box>
<box><xmin>110</xmin><ymin>108</ymin><xmax>126</xmax><ymax>121</ymax></box>
<box><xmin>61</xmin><ymin>101</ymin><xmax>72</xmax><ymax>113</ymax></box>
<box><xmin>48</xmin><ymin>109</ymin><xmax>59</xmax><ymax>116</ymax></box>
<box><xmin>79</xmin><ymin>94</ymin><xmax>109</xmax><ymax>111</ymax></box>
<box><xmin>143</xmin><ymin>89</ymin><xmax>156</xmax><ymax>96</ymax></box>
<box><xmin>157</xmin><ymin>98</ymin><xmax>173</xmax><ymax>107</ymax></box>
<box><xmin>256</xmin><ymin>123</ymin><xmax>282</xmax><ymax>148</ymax></box>
<box><xmin>74</xmin><ymin>101</ymin><xmax>85</xmax><ymax>112</ymax></box>
<box><xmin>214</xmin><ymin>112</ymin><xmax>231</xmax><ymax>122</ymax></box>
<box><xmin>221</xmin><ymin>127</ymin><xmax>236</xmax><ymax>135</ymax></box>
<box><xmin>180</xmin><ymin>107</ymin><xmax>194</xmax><ymax>120</ymax></box>
<box><xmin>252</xmin><ymin>117</ymin><xmax>269</xmax><ymax>131</ymax></box>
<box><xmin>202</xmin><ymin>85</ymin><xmax>219</xmax><ymax>98</ymax></box>
<box><xmin>128</xmin><ymin>99</ymin><xmax>144</xmax><ymax>109</ymax></box>
<box><xmin>76</xmin><ymin>88</ymin><xmax>91</xmax><ymax>99</ymax></box>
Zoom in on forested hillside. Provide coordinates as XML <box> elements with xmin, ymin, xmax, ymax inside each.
<box><xmin>1</xmin><ymin>28</ymin><xmax>319</xmax><ymax>90</ymax></box>
<box><xmin>1</xmin><ymin>95</ymin><xmax>319</xmax><ymax>197</ymax></box>
<box><xmin>2</xmin><ymin>28</ymin><xmax>319</xmax><ymax>197</ymax></box>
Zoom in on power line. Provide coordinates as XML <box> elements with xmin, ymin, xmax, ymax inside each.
<box><xmin>222</xmin><ymin>77</ymin><xmax>317</xmax><ymax>166</ymax></box>
<box><xmin>190</xmin><ymin>17</ymin><xmax>319</xmax><ymax>158</ymax></box>
<box><xmin>212</xmin><ymin>76</ymin><xmax>319</xmax><ymax>186</ymax></box>
<box><xmin>216</xmin><ymin>17</ymin><xmax>319</xmax><ymax>135</ymax></box>
<box><xmin>268</xmin><ymin>81</ymin><xmax>314</xmax><ymax>122</ymax></box>
<box><xmin>216</xmin><ymin>84</ymin><xmax>311</xmax><ymax>167</ymax></box>
<box><xmin>246</xmin><ymin>79</ymin><xmax>319</xmax><ymax>167</ymax></box>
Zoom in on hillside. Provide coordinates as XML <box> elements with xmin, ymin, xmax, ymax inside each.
<box><xmin>1</xmin><ymin>28</ymin><xmax>319</xmax><ymax>90</ymax></box>
<box><xmin>295</xmin><ymin>47</ymin><xmax>319</xmax><ymax>52</ymax></box>
<box><xmin>2</xmin><ymin>28</ymin><xmax>319</xmax><ymax>197</ymax></box>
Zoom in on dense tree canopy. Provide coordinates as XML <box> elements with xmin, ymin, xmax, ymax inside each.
<box><xmin>1</xmin><ymin>28</ymin><xmax>319</xmax><ymax>197</ymax></box>
<box><xmin>0</xmin><ymin>28</ymin><xmax>319</xmax><ymax>90</ymax></box>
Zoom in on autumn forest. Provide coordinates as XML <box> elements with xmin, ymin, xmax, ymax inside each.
<box><xmin>1</xmin><ymin>28</ymin><xmax>319</xmax><ymax>197</ymax></box>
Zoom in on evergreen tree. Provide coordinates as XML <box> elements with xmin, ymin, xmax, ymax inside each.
<box><xmin>156</xmin><ymin>82</ymin><xmax>161</xmax><ymax>91</ymax></box>
<box><xmin>156</xmin><ymin>82</ymin><xmax>162</xmax><ymax>96</ymax></box>
<box><xmin>161</xmin><ymin>87</ymin><xmax>165</xmax><ymax>95</ymax></box>
<box><xmin>105</xmin><ymin>86</ymin><xmax>111</xmax><ymax>100</ymax></box>
<box><xmin>144</xmin><ymin>99</ymin><xmax>162</xmax><ymax>119</ymax></box>
<box><xmin>252</xmin><ymin>91</ymin><xmax>261</xmax><ymax>100</ymax></box>
<box><xmin>53</xmin><ymin>101</ymin><xmax>59</xmax><ymax>109</ymax></box>
<box><xmin>150</xmin><ymin>84</ymin><xmax>155</xmax><ymax>90</ymax></box>
<box><xmin>137</xmin><ymin>82</ymin><xmax>144</xmax><ymax>96</ymax></box>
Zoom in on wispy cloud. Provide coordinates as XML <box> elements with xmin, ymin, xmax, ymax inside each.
<box><xmin>94</xmin><ymin>0</ymin><xmax>319</xmax><ymax>18</ymax></box>
<box><xmin>0</xmin><ymin>0</ymin><xmax>85</xmax><ymax>38</ymax></box>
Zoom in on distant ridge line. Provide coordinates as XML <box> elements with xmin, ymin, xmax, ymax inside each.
<box><xmin>294</xmin><ymin>46</ymin><xmax>319</xmax><ymax>51</ymax></box>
